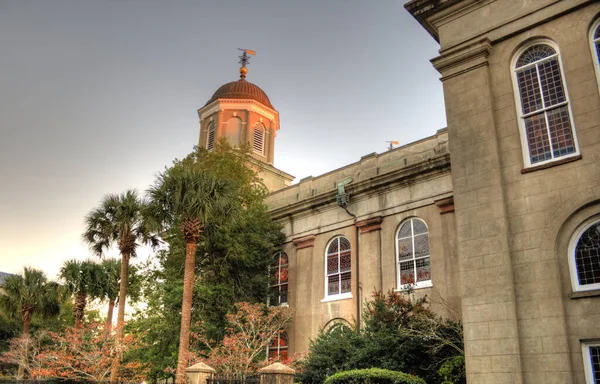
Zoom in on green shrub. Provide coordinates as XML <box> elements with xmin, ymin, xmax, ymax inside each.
<box><xmin>323</xmin><ymin>368</ymin><xmax>426</xmax><ymax>384</ymax></box>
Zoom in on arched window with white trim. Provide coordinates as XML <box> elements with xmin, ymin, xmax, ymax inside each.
<box><xmin>270</xmin><ymin>251</ymin><xmax>288</xmax><ymax>306</ymax></box>
<box><xmin>396</xmin><ymin>218</ymin><xmax>431</xmax><ymax>289</ymax></box>
<box><xmin>253</xmin><ymin>123</ymin><xmax>265</xmax><ymax>155</ymax></box>
<box><xmin>590</xmin><ymin>18</ymin><xmax>600</xmax><ymax>90</ymax></box>
<box><xmin>324</xmin><ymin>236</ymin><xmax>351</xmax><ymax>299</ymax></box>
<box><xmin>206</xmin><ymin>122</ymin><xmax>216</xmax><ymax>151</ymax></box>
<box><xmin>511</xmin><ymin>41</ymin><xmax>579</xmax><ymax>167</ymax></box>
<box><xmin>568</xmin><ymin>217</ymin><xmax>600</xmax><ymax>292</ymax></box>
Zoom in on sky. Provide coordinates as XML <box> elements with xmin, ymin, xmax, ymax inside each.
<box><xmin>0</xmin><ymin>0</ymin><xmax>446</xmax><ymax>280</ymax></box>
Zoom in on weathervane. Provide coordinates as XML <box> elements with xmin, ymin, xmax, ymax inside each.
<box><xmin>237</xmin><ymin>48</ymin><xmax>256</xmax><ymax>79</ymax></box>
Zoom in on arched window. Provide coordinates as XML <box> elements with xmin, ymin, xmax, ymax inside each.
<box><xmin>270</xmin><ymin>251</ymin><xmax>288</xmax><ymax>306</ymax></box>
<box><xmin>206</xmin><ymin>122</ymin><xmax>216</xmax><ymax>151</ymax></box>
<box><xmin>396</xmin><ymin>218</ymin><xmax>431</xmax><ymax>289</ymax></box>
<box><xmin>253</xmin><ymin>123</ymin><xmax>265</xmax><ymax>155</ymax></box>
<box><xmin>511</xmin><ymin>41</ymin><xmax>578</xmax><ymax>167</ymax></box>
<box><xmin>325</xmin><ymin>236</ymin><xmax>351</xmax><ymax>299</ymax></box>
<box><xmin>590</xmin><ymin>19</ymin><xmax>600</xmax><ymax>90</ymax></box>
<box><xmin>268</xmin><ymin>331</ymin><xmax>288</xmax><ymax>360</ymax></box>
<box><xmin>568</xmin><ymin>217</ymin><xmax>600</xmax><ymax>292</ymax></box>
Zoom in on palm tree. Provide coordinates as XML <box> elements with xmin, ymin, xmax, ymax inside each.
<box><xmin>59</xmin><ymin>259</ymin><xmax>103</xmax><ymax>327</ymax></box>
<box><xmin>147</xmin><ymin>166</ymin><xmax>239</xmax><ymax>384</ymax></box>
<box><xmin>82</xmin><ymin>189</ymin><xmax>159</xmax><ymax>384</ymax></box>
<box><xmin>0</xmin><ymin>267</ymin><xmax>60</xmax><ymax>379</ymax></box>
<box><xmin>99</xmin><ymin>258</ymin><xmax>121</xmax><ymax>327</ymax></box>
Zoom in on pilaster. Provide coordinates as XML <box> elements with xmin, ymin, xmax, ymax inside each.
<box><xmin>291</xmin><ymin>234</ymin><xmax>316</xmax><ymax>352</ymax></box>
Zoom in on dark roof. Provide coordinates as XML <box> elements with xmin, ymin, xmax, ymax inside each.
<box><xmin>205</xmin><ymin>79</ymin><xmax>274</xmax><ymax>109</ymax></box>
<box><xmin>0</xmin><ymin>271</ymin><xmax>16</xmax><ymax>286</ymax></box>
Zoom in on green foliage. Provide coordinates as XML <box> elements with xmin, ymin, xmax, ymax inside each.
<box><xmin>129</xmin><ymin>142</ymin><xmax>285</xmax><ymax>381</ymax></box>
<box><xmin>438</xmin><ymin>356</ymin><xmax>465</xmax><ymax>384</ymax></box>
<box><xmin>323</xmin><ymin>368</ymin><xmax>426</xmax><ymax>384</ymax></box>
<box><xmin>299</xmin><ymin>291</ymin><xmax>465</xmax><ymax>384</ymax></box>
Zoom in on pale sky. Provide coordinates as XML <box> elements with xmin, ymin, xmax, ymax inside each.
<box><xmin>0</xmin><ymin>0</ymin><xmax>446</xmax><ymax>279</ymax></box>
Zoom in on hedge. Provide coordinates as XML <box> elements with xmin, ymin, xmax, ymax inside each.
<box><xmin>323</xmin><ymin>368</ymin><xmax>426</xmax><ymax>384</ymax></box>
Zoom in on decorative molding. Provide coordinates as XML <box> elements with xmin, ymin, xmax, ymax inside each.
<box><xmin>434</xmin><ymin>196</ymin><xmax>454</xmax><ymax>214</ymax></box>
<box><xmin>293</xmin><ymin>234</ymin><xmax>316</xmax><ymax>250</ymax></box>
<box><xmin>356</xmin><ymin>217</ymin><xmax>384</xmax><ymax>233</ymax></box>
<box><xmin>431</xmin><ymin>38</ymin><xmax>492</xmax><ymax>80</ymax></box>
<box><xmin>198</xmin><ymin>99</ymin><xmax>279</xmax><ymax>124</ymax></box>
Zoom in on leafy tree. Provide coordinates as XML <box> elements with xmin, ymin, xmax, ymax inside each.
<box><xmin>59</xmin><ymin>259</ymin><xmax>103</xmax><ymax>327</ymax></box>
<box><xmin>299</xmin><ymin>290</ymin><xmax>465</xmax><ymax>384</ymax></box>
<box><xmin>130</xmin><ymin>142</ymin><xmax>284</xmax><ymax>382</ymax></box>
<box><xmin>98</xmin><ymin>258</ymin><xmax>142</xmax><ymax>327</ymax></box>
<box><xmin>147</xmin><ymin>164</ymin><xmax>240</xmax><ymax>384</ymax></box>
<box><xmin>0</xmin><ymin>268</ymin><xmax>60</xmax><ymax>379</ymax></box>
<box><xmin>82</xmin><ymin>189</ymin><xmax>159</xmax><ymax>384</ymax></box>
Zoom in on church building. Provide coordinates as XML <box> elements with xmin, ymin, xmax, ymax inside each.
<box><xmin>197</xmin><ymin>1</ymin><xmax>600</xmax><ymax>383</ymax></box>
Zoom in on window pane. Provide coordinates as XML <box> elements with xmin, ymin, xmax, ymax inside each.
<box><xmin>328</xmin><ymin>239</ymin><xmax>339</xmax><ymax>255</ymax></box>
<box><xmin>280</xmin><ymin>284</ymin><xmax>288</xmax><ymax>304</ymax></box>
<box><xmin>415</xmin><ymin>257</ymin><xmax>431</xmax><ymax>282</ymax></box>
<box><xmin>595</xmin><ymin>26</ymin><xmax>600</xmax><ymax>39</ymax></box>
<box><xmin>589</xmin><ymin>346</ymin><xmax>600</xmax><ymax>383</ymax></box>
<box><xmin>327</xmin><ymin>254</ymin><xmax>339</xmax><ymax>274</ymax></box>
<box><xmin>525</xmin><ymin>113</ymin><xmax>552</xmax><ymax>164</ymax></box>
<box><xmin>398</xmin><ymin>222</ymin><xmax>412</xmax><ymax>238</ymax></box>
<box><xmin>400</xmin><ymin>261</ymin><xmax>414</xmax><ymax>285</ymax></box>
<box><xmin>339</xmin><ymin>237</ymin><xmax>351</xmax><ymax>251</ymax></box>
<box><xmin>516</xmin><ymin>44</ymin><xmax>556</xmax><ymax>67</ymax></box>
<box><xmin>340</xmin><ymin>272</ymin><xmax>351</xmax><ymax>293</ymax></box>
<box><xmin>328</xmin><ymin>275</ymin><xmax>340</xmax><ymax>295</ymax></box>
<box><xmin>398</xmin><ymin>238</ymin><xmax>413</xmax><ymax>261</ymax></box>
<box><xmin>596</xmin><ymin>41</ymin><xmax>600</xmax><ymax>63</ymax></box>
<box><xmin>539</xmin><ymin>58</ymin><xmax>566</xmax><ymax>107</ymax></box>
<box><xmin>547</xmin><ymin>106</ymin><xmax>575</xmax><ymax>158</ymax></box>
<box><xmin>517</xmin><ymin>67</ymin><xmax>543</xmax><ymax>114</ymax></box>
<box><xmin>340</xmin><ymin>250</ymin><xmax>351</xmax><ymax>272</ymax></box>
<box><xmin>414</xmin><ymin>233</ymin><xmax>430</xmax><ymax>258</ymax></box>
<box><xmin>575</xmin><ymin>223</ymin><xmax>600</xmax><ymax>286</ymax></box>
<box><xmin>413</xmin><ymin>219</ymin><xmax>428</xmax><ymax>235</ymax></box>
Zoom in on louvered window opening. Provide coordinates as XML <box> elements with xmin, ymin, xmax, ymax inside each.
<box><xmin>575</xmin><ymin>220</ymin><xmax>600</xmax><ymax>287</ymax></box>
<box><xmin>397</xmin><ymin>218</ymin><xmax>430</xmax><ymax>286</ymax></box>
<box><xmin>515</xmin><ymin>44</ymin><xmax>575</xmax><ymax>165</ymax></box>
<box><xmin>326</xmin><ymin>237</ymin><xmax>351</xmax><ymax>296</ymax></box>
<box><xmin>268</xmin><ymin>331</ymin><xmax>288</xmax><ymax>360</ymax></box>
<box><xmin>207</xmin><ymin>122</ymin><xmax>216</xmax><ymax>151</ymax></box>
<box><xmin>253</xmin><ymin>124</ymin><xmax>265</xmax><ymax>155</ymax></box>
<box><xmin>270</xmin><ymin>251</ymin><xmax>288</xmax><ymax>305</ymax></box>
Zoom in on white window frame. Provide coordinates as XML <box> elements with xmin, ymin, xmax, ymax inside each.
<box><xmin>206</xmin><ymin>122</ymin><xmax>216</xmax><ymax>151</ymax></box>
<box><xmin>267</xmin><ymin>331</ymin><xmax>288</xmax><ymax>360</ymax></box>
<box><xmin>270</xmin><ymin>251</ymin><xmax>288</xmax><ymax>306</ymax></box>
<box><xmin>510</xmin><ymin>39</ymin><xmax>580</xmax><ymax>168</ymax></box>
<box><xmin>253</xmin><ymin>123</ymin><xmax>265</xmax><ymax>156</ymax></box>
<box><xmin>322</xmin><ymin>236</ymin><xmax>352</xmax><ymax>302</ymax></box>
<box><xmin>396</xmin><ymin>218</ymin><xmax>432</xmax><ymax>290</ymax></box>
<box><xmin>568</xmin><ymin>216</ymin><xmax>600</xmax><ymax>292</ymax></box>
<box><xmin>582</xmin><ymin>341</ymin><xmax>600</xmax><ymax>384</ymax></box>
<box><xmin>590</xmin><ymin>18</ymin><xmax>600</xmax><ymax>92</ymax></box>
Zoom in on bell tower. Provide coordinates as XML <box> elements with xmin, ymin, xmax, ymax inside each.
<box><xmin>197</xmin><ymin>50</ymin><xmax>294</xmax><ymax>191</ymax></box>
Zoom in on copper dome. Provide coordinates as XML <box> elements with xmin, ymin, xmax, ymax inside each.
<box><xmin>205</xmin><ymin>79</ymin><xmax>274</xmax><ymax>109</ymax></box>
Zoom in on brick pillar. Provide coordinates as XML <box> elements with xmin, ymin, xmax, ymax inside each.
<box><xmin>259</xmin><ymin>362</ymin><xmax>295</xmax><ymax>384</ymax></box>
<box><xmin>186</xmin><ymin>362</ymin><xmax>215</xmax><ymax>384</ymax></box>
<box><xmin>292</xmin><ymin>234</ymin><xmax>316</xmax><ymax>352</ymax></box>
<box><xmin>356</xmin><ymin>216</ymin><xmax>384</xmax><ymax>298</ymax></box>
<box><xmin>433</xmin><ymin>38</ymin><xmax>523</xmax><ymax>383</ymax></box>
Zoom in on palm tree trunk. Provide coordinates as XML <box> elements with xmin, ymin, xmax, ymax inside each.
<box><xmin>75</xmin><ymin>291</ymin><xmax>87</xmax><ymax>328</ymax></box>
<box><xmin>106</xmin><ymin>299</ymin><xmax>115</xmax><ymax>327</ymax></box>
<box><xmin>109</xmin><ymin>252</ymin><xmax>130</xmax><ymax>384</ymax></box>
<box><xmin>175</xmin><ymin>241</ymin><xmax>197</xmax><ymax>384</ymax></box>
<box><xmin>17</xmin><ymin>312</ymin><xmax>32</xmax><ymax>380</ymax></box>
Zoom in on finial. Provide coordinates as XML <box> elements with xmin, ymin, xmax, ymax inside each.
<box><xmin>238</xmin><ymin>48</ymin><xmax>256</xmax><ymax>80</ymax></box>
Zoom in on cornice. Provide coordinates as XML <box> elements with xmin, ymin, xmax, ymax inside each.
<box><xmin>198</xmin><ymin>99</ymin><xmax>279</xmax><ymax>125</ymax></box>
<box><xmin>434</xmin><ymin>196</ymin><xmax>455</xmax><ymax>214</ymax></box>
<box><xmin>431</xmin><ymin>37</ymin><xmax>491</xmax><ymax>80</ymax></box>
<box><xmin>293</xmin><ymin>234</ymin><xmax>316</xmax><ymax>250</ymax></box>
<box><xmin>267</xmin><ymin>153</ymin><xmax>451</xmax><ymax>220</ymax></box>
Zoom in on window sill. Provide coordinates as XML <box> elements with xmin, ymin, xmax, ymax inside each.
<box><xmin>521</xmin><ymin>154</ymin><xmax>582</xmax><ymax>174</ymax></box>
<box><xmin>569</xmin><ymin>289</ymin><xmax>600</xmax><ymax>299</ymax></box>
<box><xmin>395</xmin><ymin>281</ymin><xmax>433</xmax><ymax>291</ymax></box>
<box><xmin>321</xmin><ymin>293</ymin><xmax>353</xmax><ymax>303</ymax></box>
